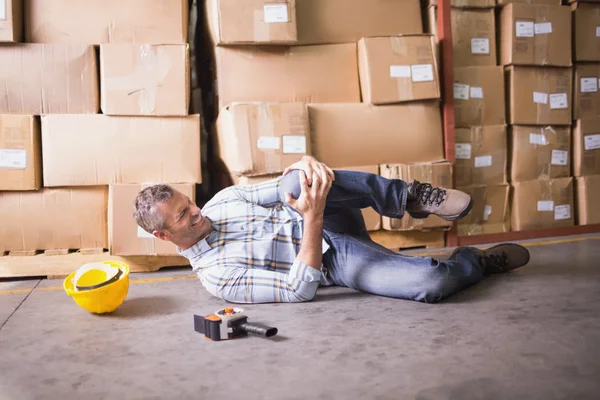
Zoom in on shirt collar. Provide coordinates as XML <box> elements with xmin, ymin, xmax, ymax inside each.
<box><xmin>177</xmin><ymin>237</ymin><xmax>212</xmax><ymax>259</ymax></box>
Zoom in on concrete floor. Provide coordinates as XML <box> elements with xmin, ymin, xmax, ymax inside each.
<box><xmin>1</xmin><ymin>235</ymin><xmax>599</xmax><ymax>400</ymax></box>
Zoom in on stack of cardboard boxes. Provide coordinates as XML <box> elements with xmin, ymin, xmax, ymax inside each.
<box><xmin>207</xmin><ymin>0</ymin><xmax>451</xmax><ymax>234</ymax></box>
<box><xmin>572</xmin><ymin>0</ymin><xmax>600</xmax><ymax>226</ymax></box>
<box><xmin>428</xmin><ymin>0</ymin><xmax>511</xmax><ymax>236</ymax></box>
<box><xmin>0</xmin><ymin>0</ymin><xmax>202</xmax><ymax>260</ymax></box>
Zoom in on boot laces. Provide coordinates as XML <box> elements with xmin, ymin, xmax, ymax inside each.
<box><xmin>412</xmin><ymin>182</ymin><xmax>447</xmax><ymax>207</ymax></box>
<box><xmin>481</xmin><ymin>253</ymin><xmax>509</xmax><ymax>272</ymax></box>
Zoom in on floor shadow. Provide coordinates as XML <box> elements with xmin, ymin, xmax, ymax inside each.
<box><xmin>312</xmin><ymin>289</ymin><xmax>371</xmax><ymax>302</ymax></box>
<box><xmin>106</xmin><ymin>296</ymin><xmax>182</xmax><ymax>319</ymax></box>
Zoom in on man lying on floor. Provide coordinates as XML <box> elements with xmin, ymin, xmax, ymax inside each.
<box><xmin>133</xmin><ymin>156</ymin><xmax>530</xmax><ymax>304</ymax></box>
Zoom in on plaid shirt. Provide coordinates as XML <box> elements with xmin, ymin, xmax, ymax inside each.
<box><xmin>178</xmin><ymin>177</ymin><xmax>328</xmax><ymax>303</ymax></box>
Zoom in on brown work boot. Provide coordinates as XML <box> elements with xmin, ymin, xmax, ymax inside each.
<box><xmin>450</xmin><ymin>244</ymin><xmax>531</xmax><ymax>274</ymax></box>
<box><xmin>406</xmin><ymin>180</ymin><xmax>473</xmax><ymax>221</ymax></box>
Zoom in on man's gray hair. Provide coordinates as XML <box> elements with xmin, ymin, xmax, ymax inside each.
<box><xmin>133</xmin><ymin>184</ymin><xmax>175</xmax><ymax>233</ymax></box>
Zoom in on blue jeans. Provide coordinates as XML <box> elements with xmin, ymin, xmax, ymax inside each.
<box><xmin>279</xmin><ymin>170</ymin><xmax>486</xmax><ymax>303</ymax></box>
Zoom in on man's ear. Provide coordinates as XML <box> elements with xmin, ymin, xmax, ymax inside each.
<box><xmin>153</xmin><ymin>230</ymin><xmax>169</xmax><ymax>241</ymax></box>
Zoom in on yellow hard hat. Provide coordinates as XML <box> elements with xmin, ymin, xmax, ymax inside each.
<box><xmin>63</xmin><ymin>261</ymin><xmax>130</xmax><ymax>314</ymax></box>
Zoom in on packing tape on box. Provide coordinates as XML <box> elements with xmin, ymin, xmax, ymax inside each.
<box><xmin>254</xmin><ymin>9</ymin><xmax>271</xmax><ymax>42</ymax></box>
<box><xmin>390</xmin><ymin>37</ymin><xmax>413</xmax><ymax>100</ymax></box>
<box><xmin>255</xmin><ymin>104</ymin><xmax>279</xmax><ymax>170</ymax></box>
<box><xmin>103</xmin><ymin>44</ymin><xmax>172</xmax><ymax>115</ymax></box>
<box><xmin>536</xmin><ymin>69</ymin><xmax>552</xmax><ymax>125</ymax></box>
<box><xmin>534</xmin><ymin>6</ymin><xmax>550</xmax><ymax>66</ymax></box>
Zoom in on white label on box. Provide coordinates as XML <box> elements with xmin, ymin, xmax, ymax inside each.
<box><xmin>533</xmin><ymin>92</ymin><xmax>548</xmax><ymax>104</ymax></box>
<box><xmin>453</xmin><ymin>84</ymin><xmax>470</xmax><ymax>100</ymax></box>
<box><xmin>137</xmin><ymin>225</ymin><xmax>156</xmax><ymax>239</ymax></box>
<box><xmin>411</xmin><ymin>64</ymin><xmax>434</xmax><ymax>82</ymax></box>
<box><xmin>470</xmin><ymin>87</ymin><xmax>484</xmax><ymax>99</ymax></box>
<box><xmin>483</xmin><ymin>205</ymin><xmax>493</xmax><ymax>222</ymax></box>
<box><xmin>584</xmin><ymin>134</ymin><xmax>600</xmax><ymax>150</ymax></box>
<box><xmin>0</xmin><ymin>0</ymin><xmax>6</xmax><ymax>21</ymax></box>
<box><xmin>530</xmin><ymin>133</ymin><xmax>548</xmax><ymax>145</ymax></box>
<box><xmin>264</xmin><ymin>4</ymin><xmax>289</xmax><ymax>23</ymax></box>
<box><xmin>549</xmin><ymin>93</ymin><xmax>568</xmax><ymax>109</ymax></box>
<box><xmin>516</xmin><ymin>21</ymin><xmax>535</xmax><ymax>37</ymax></box>
<box><xmin>581</xmin><ymin>77</ymin><xmax>599</xmax><ymax>93</ymax></box>
<box><xmin>596</xmin><ymin>26</ymin><xmax>600</xmax><ymax>37</ymax></box>
<box><xmin>475</xmin><ymin>155</ymin><xmax>493</xmax><ymax>168</ymax></box>
<box><xmin>455</xmin><ymin>143</ymin><xmax>472</xmax><ymax>159</ymax></box>
<box><xmin>257</xmin><ymin>136</ymin><xmax>281</xmax><ymax>150</ymax></box>
<box><xmin>554</xmin><ymin>204</ymin><xmax>571</xmax><ymax>220</ymax></box>
<box><xmin>537</xmin><ymin>201</ymin><xmax>554</xmax><ymax>212</ymax></box>
<box><xmin>0</xmin><ymin>149</ymin><xmax>27</xmax><ymax>169</ymax></box>
<box><xmin>282</xmin><ymin>136</ymin><xmax>307</xmax><ymax>154</ymax></box>
<box><xmin>551</xmin><ymin>149</ymin><xmax>568</xmax><ymax>166</ymax></box>
<box><xmin>534</xmin><ymin>22</ymin><xmax>552</xmax><ymax>35</ymax></box>
<box><xmin>471</xmin><ymin>38</ymin><xmax>490</xmax><ymax>54</ymax></box>
<box><xmin>390</xmin><ymin>65</ymin><xmax>411</xmax><ymax>78</ymax></box>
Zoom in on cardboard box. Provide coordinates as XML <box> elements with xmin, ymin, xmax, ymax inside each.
<box><xmin>574</xmin><ymin>64</ymin><xmax>600</xmax><ymax>119</ymax></box>
<box><xmin>0</xmin><ymin>115</ymin><xmax>42</xmax><ymax>191</ymax></box>
<box><xmin>109</xmin><ymin>183</ymin><xmax>195</xmax><ymax>256</ymax></box>
<box><xmin>455</xmin><ymin>125</ymin><xmax>508</xmax><ymax>187</ymax></box>
<box><xmin>505</xmin><ymin>66</ymin><xmax>573</xmax><ymax>125</ymax></box>
<box><xmin>499</xmin><ymin>4</ymin><xmax>571</xmax><ymax>67</ymax></box>
<box><xmin>215</xmin><ymin>44</ymin><xmax>360</xmax><ymax>108</ymax></box>
<box><xmin>381</xmin><ymin>162</ymin><xmax>453</xmax><ymax>231</ymax></box>
<box><xmin>216</xmin><ymin>103</ymin><xmax>310</xmax><ymax>176</ymax></box>
<box><xmin>296</xmin><ymin>0</ymin><xmax>422</xmax><ymax>45</ymax></box>
<box><xmin>357</xmin><ymin>35</ymin><xmax>440</xmax><ymax>105</ymax></box>
<box><xmin>0</xmin><ymin>0</ymin><xmax>22</xmax><ymax>42</ymax></box>
<box><xmin>511</xmin><ymin>178</ymin><xmax>574</xmax><ymax>231</ymax></box>
<box><xmin>453</xmin><ymin>66</ymin><xmax>506</xmax><ymax>127</ymax></box>
<box><xmin>428</xmin><ymin>7</ymin><xmax>496</xmax><ymax>67</ymax></box>
<box><xmin>308</xmin><ymin>102</ymin><xmax>444</xmax><ymax>168</ymax></box>
<box><xmin>0</xmin><ymin>186</ymin><xmax>108</xmax><ymax>252</ymax></box>
<box><xmin>573</xmin><ymin>3</ymin><xmax>600</xmax><ymax>62</ymax></box>
<box><xmin>206</xmin><ymin>0</ymin><xmax>297</xmax><ymax>44</ymax></box>
<box><xmin>510</xmin><ymin>125</ymin><xmax>571</xmax><ymax>182</ymax></box>
<box><xmin>0</xmin><ymin>44</ymin><xmax>99</xmax><ymax>115</ymax></box>
<box><xmin>427</xmin><ymin>0</ymin><xmax>495</xmax><ymax>8</ymax></box>
<box><xmin>231</xmin><ymin>168</ymin><xmax>381</xmax><ymax>231</ymax></box>
<box><xmin>100</xmin><ymin>44</ymin><xmax>190</xmax><ymax>116</ymax></box>
<box><xmin>25</xmin><ymin>0</ymin><xmax>188</xmax><ymax>44</ymax></box>
<box><xmin>41</xmin><ymin>115</ymin><xmax>201</xmax><ymax>186</ymax></box>
<box><xmin>575</xmin><ymin>175</ymin><xmax>600</xmax><ymax>225</ymax></box>
<box><xmin>573</xmin><ymin>118</ymin><xmax>600</xmax><ymax>177</ymax></box>
<box><xmin>458</xmin><ymin>185</ymin><xmax>511</xmax><ymax>236</ymax></box>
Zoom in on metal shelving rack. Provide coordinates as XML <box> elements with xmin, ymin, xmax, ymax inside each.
<box><xmin>436</xmin><ymin>0</ymin><xmax>600</xmax><ymax>247</ymax></box>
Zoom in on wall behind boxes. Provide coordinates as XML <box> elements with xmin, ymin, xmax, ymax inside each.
<box><xmin>0</xmin><ymin>0</ymin><xmax>203</xmax><ymax>257</ymax></box>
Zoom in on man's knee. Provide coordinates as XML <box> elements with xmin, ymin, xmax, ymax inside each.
<box><xmin>418</xmin><ymin>277</ymin><xmax>458</xmax><ymax>304</ymax></box>
<box><xmin>279</xmin><ymin>170</ymin><xmax>302</xmax><ymax>200</ymax></box>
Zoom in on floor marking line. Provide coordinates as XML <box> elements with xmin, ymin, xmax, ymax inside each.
<box><xmin>1</xmin><ymin>235</ymin><xmax>599</xmax><ymax>296</ymax></box>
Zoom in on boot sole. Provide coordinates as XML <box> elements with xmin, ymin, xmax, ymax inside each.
<box><xmin>485</xmin><ymin>243</ymin><xmax>531</xmax><ymax>271</ymax></box>
<box><xmin>411</xmin><ymin>198</ymin><xmax>474</xmax><ymax>221</ymax></box>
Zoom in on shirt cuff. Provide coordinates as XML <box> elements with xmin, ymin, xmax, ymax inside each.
<box><xmin>289</xmin><ymin>260</ymin><xmax>323</xmax><ymax>283</ymax></box>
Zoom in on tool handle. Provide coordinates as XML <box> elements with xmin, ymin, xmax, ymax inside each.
<box><xmin>239</xmin><ymin>322</ymin><xmax>278</xmax><ymax>337</ymax></box>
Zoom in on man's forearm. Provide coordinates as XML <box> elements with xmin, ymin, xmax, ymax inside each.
<box><xmin>296</xmin><ymin>215</ymin><xmax>324</xmax><ymax>270</ymax></box>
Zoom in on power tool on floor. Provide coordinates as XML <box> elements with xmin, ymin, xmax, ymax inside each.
<box><xmin>194</xmin><ymin>307</ymin><xmax>278</xmax><ymax>341</ymax></box>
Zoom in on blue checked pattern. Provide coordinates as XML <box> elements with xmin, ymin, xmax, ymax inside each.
<box><xmin>178</xmin><ymin>177</ymin><xmax>325</xmax><ymax>304</ymax></box>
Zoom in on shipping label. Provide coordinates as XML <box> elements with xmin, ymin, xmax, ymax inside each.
<box><xmin>549</xmin><ymin>93</ymin><xmax>568</xmax><ymax>109</ymax></box>
<box><xmin>516</xmin><ymin>21</ymin><xmax>535</xmax><ymax>37</ymax></box>
<box><xmin>529</xmin><ymin>133</ymin><xmax>548</xmax><ymax>145</ymax></box>
<box><xmin>453</xmin><ymin>84</ymin><xmax>469</xmax><ymax>100</ymax></box>
<box><xmin>137</xmin><ymin>225</ymin><xmax>156</xmax><ymax>239</ymax></box>
<box><xmin>475</xmin><ymin>155</ymin><xmax>492</xmax><ymax>168</ymax></box>
<box><xmin>581</xmin><ymin>77</ymin><xmax>599</xmax><ymax>93</ymax></box>
<box><xmin>455</xmin><ymin>143</ymin><xmax>472</xmax><ymax>160</ymax></box>
<box><xmin>282</xmin><ymin>136</ymin><xmax>307</xmax><ymax>154</ymax></box>
<box><xmin>264</xmin><ymin>4</ymin><xmax>289</xmax><ymax>23</ymax></box>
<box><xmin>411</xmin><ymin>64</ymin><xmax>434</xmax><ymax>82</ymax></box>
<box><xmin>584</xmin><ymin>134</ymin><xmax>600</xmax><ymax>151</ymax></box>
<box><xmin>551</xmin><ymin>149</ymin><xmax>568</xmax><ymax>166</ymax></box>
<box><xmin>554</xmin><ymin>204</ymin><xmax>571</xmax><ymax>220</ymax></box>
<box><xmin>471</xmin><ymin>38</ymin><xmax>490</xmax><ymax>55</ymax></box>
<box><xmin>537</xmin><ymin>201</ymin><xmax>554</xmax><ymax>212</ymax></box>
<box><xmin>534</xmin><ymin>22</ymin><xmax>552</xmax><ymax>35</ymax></box>
<box><xmin>470</xmin><ymin>87</ymin><xmax>484</xmax><ymax>99</ymax></box>
<box><xmin>257</xmin><ymin>136</ymin><xmax>281</xmax><ymax>150</ymax></box>
<box><xmin>533</xmin><ymin>92</ymin><xmax>548</xmax><ymax>104</ymax></box>
<box><xmin>390</xmin><ymin>65</ymin><xmax>411</xmax><ymax>78</ymax></box>
<box><xmin>0</xmin><ymin>149</ymin><xmax>27</xmax><ymax>169</ymax></box>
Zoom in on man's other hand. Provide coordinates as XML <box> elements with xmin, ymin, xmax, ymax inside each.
<box><xmin>283</xmin><ymin>156</ymin><xmax>335</xmax><ymax>186</ymax></box>
<box><xmin>284</xmin><ymin>169</ymin><xmax>332</xmax><ymax>219</ymax></box>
